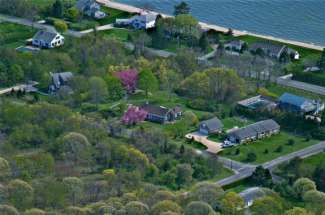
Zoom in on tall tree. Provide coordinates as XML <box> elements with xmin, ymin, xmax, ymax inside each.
<box><xmin>89</xmin><ymin>76</ymin><xmax>108</xmax><ymax>106</ymax></box>
<box><xmin>199</xmin><ymin>32</ymin><xmax>209</xmax><ymax>52</ymax></box>
<box><xmin>174</xmin><ymin>1</ymin><xmax>190</xmax><ymax>16</ymax></box>
<box><xmin>138</xmin><ymin>69</ymin><xmax>158</xmax><ymax>97</ymax></box>
<box><xmin>52</xmin><ymin>0</ymin><xmax>63</xmax><ymax>18</ymax></box>
<box><xmin>319</xmin><ymin>48</ymin><xmax>325</xmax><ymax>70</ymax></box>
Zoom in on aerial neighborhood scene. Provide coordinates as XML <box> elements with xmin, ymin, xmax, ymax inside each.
<box><xmin>1</xmin><ymin>0</ymin><xmax>325</xmax><ymax>214</ymax></box>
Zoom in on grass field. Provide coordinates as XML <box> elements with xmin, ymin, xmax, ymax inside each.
<box><xmin>99</xmin><ymin>7</ymin><xmax>134</xmax><ymax>25</ymax></box>
<box><xmin>302</xmin><ymin>152</ymin><xmax>325</xmax><ymax>166</ymax></box>
<box><xmin>101</xmin><ymin>28</ymin><xmax>133</xmax><ymax>42</ymax></box>
<box><xmin>220</xmin><ymin>132</ymin><xmax>318</xmax><ymax>164</ymax></box>
<box><xmin>0</xmin><ymin>22</ymin><xmax>36</xmax><ymax>48</ymax></box>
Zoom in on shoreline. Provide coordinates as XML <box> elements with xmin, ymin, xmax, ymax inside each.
<box><xmin>97</xmin><ymin>0</ymin><xmax>324</xmax><ymax>51</ymax></box>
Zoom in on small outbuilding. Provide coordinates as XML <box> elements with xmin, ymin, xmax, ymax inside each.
<box><xmin>199</xmin><ymin>117</ymin><xmax>224</xmax><ymax>135</ymax></box>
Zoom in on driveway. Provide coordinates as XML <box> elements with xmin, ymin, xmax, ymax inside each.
<box><xmin>185</xmin><ymin>132</ymin><xmax>223</xmax><ymax>154</ymax></box>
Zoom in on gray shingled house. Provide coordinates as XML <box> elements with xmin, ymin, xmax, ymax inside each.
<box><xmin>227</xmin><ymin>119</ymin><xmax>280</xmax><ymax>144</ymax></box>
<box><xmin>199</xmin><ymin>117</ymin><xmax>224</xmax><ymax>135</ymax></box>
<box><xmin>49</xmin><ymin>72</ymin><xmax>73</xmax><ymax>93</ymax></box>
<box><xmin>76</xmin><ymin>0</ymin><xmax>106</xmax><ymax>19</ymax></box>
<box><xmin>32</xmin><ymin>30</ymin><xmax>64</xmax><ymax>49</ymax></box>
<box><xmin>250</xmin><ymin>42</ymin><xmax>287</xmax><ymax>59</ymax></box>
<box><xmin>140</xmin><ymin>104</ymin><xmax>182</xmax><ymax>124</ymax></box>
<box><xmin>224</xmin><ymin>40</ymin><xmax>246</xmax><ymax>52</ymax></box>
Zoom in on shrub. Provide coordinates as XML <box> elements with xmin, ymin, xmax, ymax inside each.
<box><xmin>275</xmin><ymin>146</ymin><xmax>283</xmax><ymax>153</ymax></box>
<box><xmin>246</xmin><ymin>152</ymin><xmax>257</xmax><ymax>162</ymax></box>
<box><xmin>54</xmin><ymin>20</ymin><xmax>68</xmax><ymax>32</ymax></box>
<box><xmin>287</xmin><ymin>139</ymin><xmax>295</xmax><ymax>146</ymax></box>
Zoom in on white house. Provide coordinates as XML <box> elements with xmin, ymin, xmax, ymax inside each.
<box><xmin>116</xmin><ymin>13</ymin><xmax>157</xmax><ymax>30</ymax></box>
<box><xmin>32</xmin><ymin>30</ymin><xmax>64</xmax><ymax>49</ymax></box>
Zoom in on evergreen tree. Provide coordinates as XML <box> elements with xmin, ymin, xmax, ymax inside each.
<box><xmin>174</xmin><ymin>1</ymin><xmax>190</xmax><ymax>16</ymax></box>
<box><xmin>319</xmin><ymin>48</ymin><xmax>325</xmax><ymax>70</ymax></box>
<box><xmin>199</xmin><ymin>33</ymin><xmax>209</xmax><ymax>52</ymax></box>
<box><xmin>52</xmin><ymin>0</ymin><xmax>63</xmax><ymax>18</ymax></box>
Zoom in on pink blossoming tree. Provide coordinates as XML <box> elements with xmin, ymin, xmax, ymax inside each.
<box><xmin>121</xmin><ymin>106</ymin><xmax>147</xmax><ymax>125</ymax></box>
<box><xmin>115</xmin><ymin>69</ymin><xmax>138</xmax><ymax>94</ymax></box>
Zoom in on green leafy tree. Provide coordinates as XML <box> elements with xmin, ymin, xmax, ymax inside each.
<box><xmin>52</xmin><ymin>0</ymin><xmax>63</xmax><ymax>18</ymax></box>
<box><xmin>190</xmin><ymin>182</ymin><xmax>224</xmax><ymax>209</ymax></box>
<box><xmin>221</xmin><ymin>192</ymin><xmax>245</xmax><ymax>215</ymax></box>
<box><xmin>174</xmin><ymin>1</ymin><xmax>190</xmax><ymax>15</ymax></box>
<box><xmin>199</xmin><ymin>32</ymin><xmax>209</xmax><ymax>52</ymax></box>
<box><xmin>151</xmin><ymin>200</ymin><xmax>182</xmax><ymax>215</ymax></box>
<box><xmin>303</xmin><ymin>190</ymin><xmax>325</xmax><ymax>214</ymax></box>
<box><xmin>284</xmin><ymin>207</ymin><xmax>314</xmax><ymax>215</ymax></box>
<box><xmin>293</xmin><ymin>178</ymin><xmax>317</xmax><ymax>199</ymax></box>
<box><xmin>185</xmin><ymin>201</ymin><xmax>216</xmax><ymax>215</ymax></box>
<box><xmin>319</xmin><ymin>48</ymin><xmax>325</xmax><ymax>70</ymax></box>
<box><xmin>24</xmin><ymin>208</ymin><xmax>46</xmax><ymax>215</ymax></box>
<box><xmin>0</xmin><ymin>204</ymin><xmax>19</xmax><ymax>215</ymax></box>
<box><xmin>251</xmin><ymin>196</ymin><xmax>284</xmax><ymax>215</ymax></box>
<box><xmin>251</xmin><ymin>166</ymin><xmax>273</xmax><ymax>187</ymax></box>
<box><xmin>63</xmin><ymin>177</ymin><xmax>84</xmax><ymax>205</ymax></box>
<box><xmin>8</xmin><ymin>179</ymin><xmax>34</xmax><ymax>210</ymax></box>
<box><xmin>125</xmin><ymin>201</ymin><xmax>150</xmax><ymax>215</ymax></box>
<box><xmin>137</xmin><ymin>69</ymin><xmax>158</xmax><ymax>97</ymax></box>
<box><xmin>54</xmin><ymin>20</ymin><xmax>68</xmax><ymax>33</ymax></box>
<box><xmin>176</xmin><ymin>163</ymin><xmax>193</xmax><ymax>187</ymax></box>
<box><xmin>313</xmin><ymin>164</ymin><xmax>325</xmax><ymax>192</ymax></box>
<box><xmin>0</xmin><ymin>157</ymin><xmax>11</xmax><ymax>181</ymax></box>
<box><xmin>89</xmin><ymin>76</ymin><xmax>108</xmax><ymax>106</ymax></box>
<box><xmin>66</xmin><ymin>7</ymin><xmax>79</xmax><ymax>22</ymax></box>
<box><xmin>105</xmin><ymin>75</ymin><xmax>124</xmax><ymax>100</ymax></box>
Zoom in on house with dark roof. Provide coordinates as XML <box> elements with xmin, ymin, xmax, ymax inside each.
<box><xmin>116</xmin><ymin>13</ymin><xmax>157</xmax><ymax>30</ymax></box>
<box><xmin>227</xmin><ymin>119</ymin><xmax>280</xmax><ymax>144</ymax></box>
<box><xmin>250</xmin><ymin>42</ymin><xmax>287</xmax><ymax>59</ymax></box>
<box><xmin>199</xmin><ymin>117</ymin><xmax>224</xmax><ymax>135</ymax></box>
<box><xmin>278</xmin><ymin>93</ymin><xmax>323</xmax><ymax>114</ymax></box>
<box><xmin>32</xmin><ymin>30</ymin><xmax>64</xmax><ymax>49</ymax></box>
<box><xmin>224</xmin><ymin>40</ymin><xmax>246</xmax><ymax>52</ymax></box>
<box><xmin>76</xmin><ymin>0</ymin><xmax>106</xmax><ymax>19</ymax></box>
<box><xmin>140</xmin><ymin>104</ymin><xmax>182</xmax><ymax>124</ymax></box>
<box><xmin>49</xmin><ymin>72</ymin><xmax>73</xmax><ymax>93</ymax></box>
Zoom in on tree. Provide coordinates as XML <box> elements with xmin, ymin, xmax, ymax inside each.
<box><xmin>115</xmin><ymin>69</ymin><xmax>138</xmax><ymax>94</ymax></box>
<box><xmin>174</xmin><ymin>1</ymin><xmax>190</xmax><ymax>16</ymax></box>
<box><xmin>24</xmin><ymin>208</ymin><xmax>46</xmax><ymax>215</ymax></box>
<box><xmin>105</xmin><ymin>75</ymin><xmax>124</xmax><ymax>100</ymax></box>
<box><xmin>63</xmin><ymin>177</ymin><xmax>83</xmax><ymax>205</ymax></box>
<box><xmin>89</xmin><ymin>76</ymin><xmax>108</xmax><ymax>106</ymax></box>
<box><xmin>293</xmin><ymin>178</ymin><xmax>317</xmax><ymax>199</ymax></box>
<box><xmin>176</xmin><ymin>163</ymin><xmax>193</xmax><ymax>187</ymax></box>
<box><xmin>0</xmin><ymin>157</ymin><xmax>11</xmax><ymax>181</ymax></box>
<box><xmin>138</xmin><ymin>69</ymin><xmax>158</xmax><ymax>97</ymax></box>
<box><xmin>190</xmin><ymin>182</ymin><xmax>224</xmax><ymax>209</ymax></box>
<box><xmin>284</xmin><ymin>207</ymin><xmax>314</xmax><ymax>215</ymax></box>
<box><xmin>251</xmin><ymin>196</ymin><xmax>284</xmax><ymax>215</ymax></box>
<box><xmin>58</xmin><ymin>132</ymin><xmax>92</xmax><ymax>163</ymax></box>
<box><xmin>132</xmin><ymin>32</ymin><xmax>152</xmax><ymax>56</ymax></box>
<box><xmin>246</xmin><ymin>152</ymin><xmax>257</xmax><ymax>162</ymax></box>
<box><xmin>199</xmin><ymin>32</ymin><xmax>209</xmax><ymax>52</ymax></box>
<box><xmin>303</xmin><ymin>190</ymin><xmax>325</xmax><ymax>214</ymax></box>
<box><xmin>121</xmin><ymin>106</ymin><xmax>148</xmax><ymax>125</ymax></box>
<box><xmin>54</xmin><ymin>20</ymin><xmax>68</xmax><ymax>33</ymax></box>
<box><xmin>125</xmin><ymin>201</ymin><xmax>150</xmax><ymax>215</ymax></box>
<box><xmin>151</xmin><ymin>200</ymin><xmax>182</xmax><ymax>215</ymax></box>
<box><xmin>66</xmin><ymin>7</ymin><xmax>79</xmax><ymax>22</ymax></box>
<box><xmin>0</xmin><ymin>205</ymin><xmax>19</xmax><ymax>215</ymax></box>
<box><xmin>8</xmin><ymin>179</ymin><xmax>34</xmax><ymax>210</ymax></box>
<box><xmin>52</xmin><ymin>0</ymin><xmax>63</xmax><ymax>18</ymax></box>
<box><xmin>185</xmin><ymin>201</ymin><xmax>216</xmax><ymax>215</ymax></box>
<box><xmin>251</xmin><ymin>166</ymin><xmax>273</xmax><ymax>187</ymax></box>
<box><xmin>313</xmin><ymin>164</ymin><xmax>325</xmax><ymax>192</ymax></box>
<box><xmin>221</xmin><ymin>192</ymin><xmax>245</xmax><ymax>215</ymax></box>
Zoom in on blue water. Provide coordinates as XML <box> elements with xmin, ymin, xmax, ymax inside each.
<box><xmin>117</xmin><ymin>0</ymin><xmax>325</xmax><ymax>46</ymax></box>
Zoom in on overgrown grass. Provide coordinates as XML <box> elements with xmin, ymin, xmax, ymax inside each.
<box><xmin>220</xmin><ymin>132</ymin><xmax>319</xmax><ymax>164</ymax></box>
<box><xmin>0</xmin><ymin>22</ymin><xmax>36</xmax><ymax>48</ymax></box>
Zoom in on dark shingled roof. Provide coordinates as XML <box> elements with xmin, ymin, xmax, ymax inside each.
<box><xmin>200</xmin><ymin>117</ymin><xmax>224</xmax><ymax>131</ymax></box>
<box><xmin>33</xmin><ymin>30</ymin><xmax>60</xmax><ymax>44</ymax></box>
<box><xmin>51</xmin><ymin>72</ymin><xmax>73</xmax><ymax>88</ymax></box>
<box><xmin>250</xmin><ymin>41</ymin><xmax>286</xmax><ymax>56</ymax></box>
<box><xmin>141</xmin><ymin>104</ymin><xmax>170</xmax><ymax>116</ymax></box>
<box><xmin>229</xmin><ymin>119</ymin><xmax>280</xmax><ymax>140</ymax></box>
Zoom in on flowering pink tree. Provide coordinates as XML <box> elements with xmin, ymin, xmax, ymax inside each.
<box><xmin>121</xmin><ymin>106</ymin><xmax>148</xmax><ymax>125</ymax></box>
<box><xmin>115</xmin><ymin>69</ymin><xmax>138</xmax><ymax>93</ymax></box>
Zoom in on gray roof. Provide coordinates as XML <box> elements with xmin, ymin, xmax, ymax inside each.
<box><xmin>200</xmin><ymin>117</ymin><xmax>224</xmax><ymax>131</ymax></box>
<box><xmin>51</xmin><ymin>72</ymin><xmax>73</xmax><ymax>88</ymax></box>
<box><xmin>229</xmin><ymin>119</ymin><xmax>280</xmax><ymax>139</ymax></box>
<box><xmin>33</xmin><ymin>30</ymin><xmax>60</xmax><ymax>44</ymax></box>
<box><xmin>76</xmin><ymin>0</ymin><xmax>99</xmax><ymax>11</ymax></box>
<box><xmin>250</xmin><ymin>42</ymin><xmax>286</xmax><ymax>56</ymax></box>
<box><xmin>225</xmin><ymin>40</ymin><xmax>245</xmax><ymax>47</ymax></box>
<box><xmin>134</xmin><ymin>13</ymin><xmax>157</xmax><ymax>23</ymax></box>
<box><xmin>141</xmin><ymin>104</ymin><xmax>170</xmax><ymax>116</ymax></box>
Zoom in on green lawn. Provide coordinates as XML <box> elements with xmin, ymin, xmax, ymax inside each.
<box><xmin>0</xmin><ymin>22</ymin><xmax>36</xmax><ymax>48</ymax></box>
<box><xmin>220</xmin><ymin>132</ymin><xmax>319</xmax><ymax>164</ymax></box>
<box><xmin>236</xmin><ymin>35</ymin><xmax>322</xmax><ymax>59</ymax></box>
<box><xmin>302</xmin><ymin>152</ymin><xmax>325</xmax><ymax>166</ymax></box>
<box><xmin>101</xmin><ymin>28</ymin><xmax>133</xmax><ymax>42</ymax></box>
<box><xmin>98</xmin><ymin>7</ymin><xmax>134</xmax><ymax>25</ymax></box>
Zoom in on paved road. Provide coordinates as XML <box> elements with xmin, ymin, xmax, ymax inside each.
<box><xmin>217</xmin><ymin>141</ymin><xmax>325</xmax><ymax>186</ymax></box>
<box><xmin>0</xmin><ymin>13</ymin><xmax>83</xmax><ymax>38</ymax></box>
<box><xmin>277</xmin><ymin>75</ymin><xmax>325</xmax><ymax>96</ymax></box>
